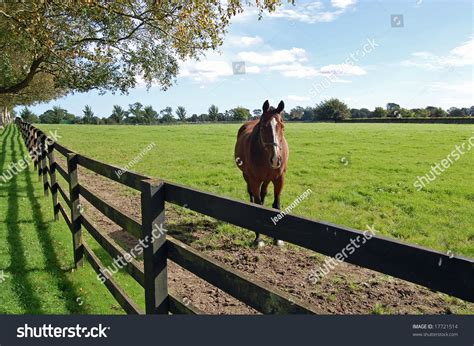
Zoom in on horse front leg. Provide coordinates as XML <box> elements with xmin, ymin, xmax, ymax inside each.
<box><xmin>272</xmin><ymin>175</ymin><xmax>284</xmax><ymax>246</ymax></box>
<box><xmin>260</xmin><ymin>180</ymin><xmax>270</xmax><ymax>205</ymax></box>
<box><xmin>249</xmin><ymin>180</ymin><xmax>264</xmax><ymax>247</ymax></box>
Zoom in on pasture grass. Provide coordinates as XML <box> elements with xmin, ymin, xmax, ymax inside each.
<box><xmin>37</xmin><ymin>123</ymin><xmax>474</xmax><ymax>258</ymax></box>
<box><xmin>0</xmin><ymin>125</ymin><xmax>143</xmax><ymax>314</ymax></box>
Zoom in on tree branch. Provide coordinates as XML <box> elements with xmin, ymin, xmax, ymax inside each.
<box><xmin>0</xmin><ymin>56</ymin><xmax>44</xmax><ymax>94</ymax></box>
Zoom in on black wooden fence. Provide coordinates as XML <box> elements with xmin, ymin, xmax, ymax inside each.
<box><xmin>14</xmin><ymin>119</ymin><xmax>474</xmax><ymax>315</ymax></box>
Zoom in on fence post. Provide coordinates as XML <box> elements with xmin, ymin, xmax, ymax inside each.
<box><xmin>25</xmin><ymin>124</ymin><xmax>30</xmax><ymax>148</ymax></box>
<box><xmin>37</xmin><ymin>130</ymin><xmax>43</xmax><ymax>182</ymax></box>
<box><xmin>32</xmin><ymin>128</ymin><xmax>38</xmax><ymax>172</ymax></box>
<box><xmin>40</xmin><ymin>134</ymin><xmax>49</xmax><ymax>196</ymax></box>
<box><xmin>140</xmin><ymin>179</ymin><xmax>168</xmax><ymax>314</ymax></box>
<box><xmin>67</xmin><ymin>153</ymin><xmax>83</xmax><ymax>268</ymax></box>
<box><xmin>48</xmin><ymin>140</ymin><xmax>59</xmax><ymax>221</ymax></box>
<box><xmin>27</xmin><ymin>124</ymin><xmax>33</xmax><ymax>155</ymax></box>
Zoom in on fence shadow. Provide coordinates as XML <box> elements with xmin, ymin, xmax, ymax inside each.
<box><xmin>17</xmin><ymin>128</ymin><xmax>86</xmax><ymax>314</ymax></box>
<box><xmin>6</xmin><ymin>126</ymin><xmax>43</xmax><ymax>313</ymax></box>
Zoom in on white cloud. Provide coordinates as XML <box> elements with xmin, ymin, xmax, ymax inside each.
<box><xmin>320</xmin><ymin>63</ymin><xmax>367</xmax><ymax>76</ymax></box>
<box><xmin>331</xmin><ymin>0</ymin><xmax>357</xmax><ymax>9</ymax></box>
<box><xmin>401</xmin><ymin>37</ymin><xmax>474</xmax><ymax>70</ymax></box>
<box><xmin>266</xmin><ymin>0</ymin><xmax>356</xmax><ymax>23</ymax></box>
<box><xmin>237</xmin><ymin>48</ymin><xmax>308</xmax><ymax>65</ymax></box>
<box><xmin>226</xmin><ymin>35</ymin><xmax>264</xmax><ymax>47</ymax></box>
<box><xmin>269</xmin><ymin>63</ymin><xmax>319</xmax><ymax>78</ymax></box>
<box><xmin>246</xmin><ymin>65</ymin><xmax>261</xmax><ymax>74</ymax></box>
<box><xmin>179</xmin><ymin>58</ymin><xmax>260</xmax><ymax>82</ymax></box>
<box><xmin>231</xmin><ymin>1</ymin><xmax>356</xmax><ymax>24</ymax></box>
<box><xmin>264</xmin><ymin>62</ymin><xmax>365</xmax><ymax>79</ymax></box>
<box><xmin>288</xmin><ymin>95</ymin><xmax>311</xmax><ymax>102</ymax></box>
<box><xmin>179</xmin><ymin>40</ymin><xmax>367</xmax><ymax>82</ymax></box>
<box><xmin>179</xmin><ymin>60</ymin><xmax>233</xmax><ymax>82</ymax></box>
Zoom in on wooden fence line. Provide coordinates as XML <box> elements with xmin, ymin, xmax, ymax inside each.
<box><xmin>14</xmin><ymin>120</ymin><xmax>474</xmax><ymax>316</ymax></box>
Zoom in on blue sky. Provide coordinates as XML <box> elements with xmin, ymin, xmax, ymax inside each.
<box><xmin>29</xmin><ymin>0</ymin><xmax>473</xmax><ymax>117</ymax></box>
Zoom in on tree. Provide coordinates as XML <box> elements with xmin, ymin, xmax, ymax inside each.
<box><xmin>176</xmin><ymin>106</ymin><xmax>187</xmax><ymax>121</ymax></box>
<box><xmin>199</xmin><ymin>113</ymin><xmax>210</xmax><ymax>122</ymax></box>
<box><xmin>289</xmin><ymin>106</ymin><xmax>304</xmax><ymax>121</ymax></box>
<box><xmin>19</xmin><ymin>107</ymin><xmax>39</xmax><ymax>123</ymax></box>
<box><xmin>359</xmin><ymin>108</ymin><xmax>371</xmax><ymax>118</ymax></box>
<box><xmin>252</xmin><ymin>109</ymin><xmax>262</xmax><ymax>118</ymax></box>
<box><xmin>82</xmin><ymin>105</ymin><xmax>95</xmax><ymax>124</ymax></box>
<box><xmin>223</xmin><ymin>110</ymin><xmax>233</xmax><ymax>121</ymax></box>
<box><xmin>448</xmin><ymin>107</ymin><xmax>465</xmax><ymax>117</ymax></box>
<box><xmin>372</xmin><ymin>107</ymin><xmax>387</xmax><ymax>118</ymax></box>
<box><xmin>110</xmin><ymin>105</ymin><xmax>128</xmax><ymax>124</ymax></box>
<box><xmin>426</xmin><ymin>106</ymin><xmax>447</xmax><ymax>118</ymax></box>
<box><xmin>127</xmin><ymin>102</ymin><xmax>145</xmax><ymax>124</ymax></box>
<box><xmin>190</xmin><ymin>113</ymin><xmax>199</xmax><ymax>122</ymax></box>
<box><xmin>460</xmin><ymin>107</ymin><xmax>470</xmax><ymax>117</ymax></box>
<box><xmin>314</xmin><ymin>98</ymin><xmax>350</xmax><ymax>120</ymax></box>
<box><xmin>386</xmin><ymin>103</ymin><xmax>400</xmax><ymax>111</ymax></box>
<box><xmin>386</xmin><ymin>102</ymin><xmax>401</xmax><ymax>117</ymax></box>
<box><xmin>302</xmin><ymin>107</ymin><xmax>315</xmax><ymax>121</ymax></box>
<box><xmin>0</xmin><ymin>1</ymin><xmax>288</xmax><ymax>96</ymax></box>
<box><xmin>40</xmin><ymin>106</ymin><xmax>71</xmax><ymax>124</ymax></box>
<box><xmin>208</xmin><ymin>104</ymin><xmax>219</xmax><ymax>121</ymax></box>
<box><xmin>0</xmin><ymin>67</ymin><xmax>64</xmax><ymax>124</ymax></box>
<box><xmin>159</xmin><ymin>107</ymin><xmax>174</xmax><ymax>123</ymax></box>
<box><xmin>143</xmin><ymin>105</ymin><xmax>159</xmax><ymax>124</ymax></box>
<box><xmin>412</xmin><ymin>108</ymin><xmax>430</xmax><ymax>118</ymax></box>
<box><xmin>0</xmin><ymin>21</ymin><xmax>65</xmax><ymax>110</ymax></box>
<box><xmin>350</xmin><ymin>108</ymin><xmax>361</xmax><ymax>118</ymax></box>
<box><xmin>231</xmin><ymin>107</ymin><xmax>251</xmax><ymax>121</ymax></box>
<box><xmin>399</xmin><ymin>108</ymin><xmax>415</xmax><ymax>118</ymax></box>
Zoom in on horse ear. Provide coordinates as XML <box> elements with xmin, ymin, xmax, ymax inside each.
<box><xmin>276</xmin><ymin>100</ymin><xmax>285</xmax><ymax>113</ymax></box>
<box><xmin>262</xmin><ymin>100</ymin><xmax>270</xmax><ymax>113</ymax></box>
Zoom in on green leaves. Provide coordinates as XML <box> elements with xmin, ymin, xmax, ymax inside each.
<box><xmin>0</xmin><ymin>1</ymin><xmax>290</xmax><ymax>99</ymax></box>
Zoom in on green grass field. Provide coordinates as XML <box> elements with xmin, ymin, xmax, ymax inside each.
<box><xmin>0</xmin><ymin>125</ymin><xmax>144</xmax><ymax>314</ymax></box>
<box><xmin>36</xmin><ymin>123</ymin><xmax>474</xmax><ymax>258</ymax></box>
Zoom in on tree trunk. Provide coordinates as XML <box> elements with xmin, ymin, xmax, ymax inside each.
<box><xmin>0</xmin><ymin>106</ymin><xmax>4</xmax><ymax>127</ymax></box>
<box><xmin>0</xmin><ymin>106</ymin><xmax>10</xmax><ymax>126</ymax></box>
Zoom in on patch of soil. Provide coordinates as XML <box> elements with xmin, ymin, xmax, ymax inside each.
<box><xmin>59</xmin><ymin>161</ymin><xmax>473</xmax><ymax>315</ymax></box>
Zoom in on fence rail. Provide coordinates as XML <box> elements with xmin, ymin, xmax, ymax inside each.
<box><xmin>14</xmin><ymin>119</ymin><xmax>474</xmax><ymax>315</ymax></box>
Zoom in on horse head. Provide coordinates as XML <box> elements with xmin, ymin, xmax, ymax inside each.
<box><xmin>259</xmin><ymin>100</ymin><xmax>285</xmax><ymax>169</ymax></box>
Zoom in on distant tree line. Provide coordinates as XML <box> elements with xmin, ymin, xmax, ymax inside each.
<box><xmin>286</xmin><ymin>100</ymin><xmax>474</xmax><ymax>121</ymax></box>
<box><xmin>18</xmin><ymin>99</ymin><xmax>474</xmax><ymax>124</ymax></box>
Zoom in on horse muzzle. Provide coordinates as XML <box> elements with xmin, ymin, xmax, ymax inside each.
<box><xmin>270</xmin><ymin>157</ymin><xmax>282</xmax><ymax>169</ymax></box>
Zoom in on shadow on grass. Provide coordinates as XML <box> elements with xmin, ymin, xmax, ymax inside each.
<box><xmin>16</xmin><ymin>127</ymin><xmax>86</xmax><ymax>314</ymax></box>
<box><xmin>6</xmin><ymin>125</ymin><xmax>43</xmax><ymax>313</ymax></box>
<box><xmin>0</xmin><ymin>125</ymin><xmax>12</xmax><ymax>180</ymax></box>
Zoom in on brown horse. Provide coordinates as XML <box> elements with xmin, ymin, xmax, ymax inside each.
<box><xmin>235</xmin><ymin>100</ymin><xmax>289</xmax><ymax>247</ymax></box>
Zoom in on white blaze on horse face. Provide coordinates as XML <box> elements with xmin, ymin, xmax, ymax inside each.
<box><xmin>270</xmin><ymin>118</ymin><xmax>280</xmax><ymax>168</ymax></box>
